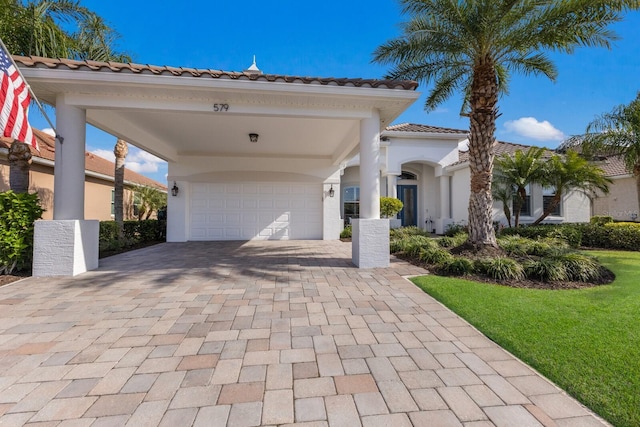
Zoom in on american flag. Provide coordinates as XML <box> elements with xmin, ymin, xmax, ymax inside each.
<box><xmin>0</xmin><ymin>45</ymin><xmax>38</xmax><ymax>151</ymax></box>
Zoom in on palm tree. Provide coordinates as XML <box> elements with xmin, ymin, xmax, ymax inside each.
<box><xmin>581</xmin><ymin>92</ymin><xmax>640</xmax><ymax>215</ymax></box>
<box><xmin>491</xmin><ymin>181</ymin><xmax>513</xmax><ymax>228</ymax></box>
<box><xmin>72</xmin><ymin>13</ymin><xmax>131</xmax><ymax>62</ymax></box>
<box><xmin>494</xmin><ymin>147</ymin><xmax>547</xmax><ymax>227</ymax></box>
<box><xmin>113</xmin><ymin>138</ymin><xmax>127</xmax><ymax>233</ymax></box>
<box><xmin>3</xmin><ymin>0</ymin><xmax>89</xmax><ymax>58</ymax></box>
<box><xmin>7</xmin><ymin>141</ymin><xmax>32</xmax><ymax>193</ymax></box>
<box><xmin>373</xmin><ymin>0</ymin><xmax>638</xmax><ymax>250</ymax></box>
<box><xmin>533</xmin><ymin>150</ymin><xmax>611</xmax><ymax>224</ymax></box>
<box><xmin>133</xmin><ymin>186</ymin><xmax>167</xmax><ymax>220</ymax></box>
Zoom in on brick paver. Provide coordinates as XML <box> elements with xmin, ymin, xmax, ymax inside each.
<box><xmin>0</xmin><ymin>241</ymin><xmax>609</xmax><ymax>426</ymax></box>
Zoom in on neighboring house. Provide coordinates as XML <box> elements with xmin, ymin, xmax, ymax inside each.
<box><xmin>592</xmin><ymin>155</ymin><xmax>639</xmax><ymax>221</ymax></box>
<box><xmin>0</xmin><ymin>129</ymin><xmax>166</xmax><ymax>220</ymax></box>
<box><xmin>342</xmin><ymin>124</ymin><xmax>592</xmax><ymax>233</ymax></box>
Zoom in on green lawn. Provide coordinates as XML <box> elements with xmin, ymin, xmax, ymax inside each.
<box><xmin>412</xmin><ymin>250</ymin><xmax>640</xmax><ymax>427</ymax></box>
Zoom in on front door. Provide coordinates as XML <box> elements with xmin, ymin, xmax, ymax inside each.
<box><xmin>397</xmin><ymin>185</ymin><xmax>417</xmax><ymax>227</ymax></box>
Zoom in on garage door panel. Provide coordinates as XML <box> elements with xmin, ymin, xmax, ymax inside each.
<box><xmin>190</xmin><ymin>182</ymin><xmax>322</xmax><ymax>241</ymax></box>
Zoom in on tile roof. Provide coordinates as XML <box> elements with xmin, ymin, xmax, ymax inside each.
<box><xmin>596</xmin><ymin>155</ymin><xmax>631</xmax><ymax>177</ymax></box>
<box><xmin>1</xmin><ymin>130</ymin><xmax>166</xmax><ymax>189</ymax></box>
<box><xmin>386</xmin><ymin>123</ymin><xmax>468</xmax><ymax>134</ymax></box>
<box><xmin>450</xmin><ymin>140</ymin><xmax>553</xmax><ymax>167</ymax></box>
<box><xmin>13</xmin><ymin>56</ymin><xmax>419</xmax><ymax>91</ymax></box>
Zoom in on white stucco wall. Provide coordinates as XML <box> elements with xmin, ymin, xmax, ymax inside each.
<box><xmin>384</xmin><ymin>138</ymin><xmax>459</xmax><ymax>174</ymax></box>
<box><xmin>593</xmin><ymin>175</ymin><xmax>639</xmax><ymax>221</ymax></box>
<box><xmin>451</xmin><ymin>167</ymin><xmax>471</xmax><ymax>225</ymax></box>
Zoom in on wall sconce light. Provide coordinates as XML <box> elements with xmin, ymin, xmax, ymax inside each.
<box><xmin>249</xmin><ymin>133</ymin><xmax>259</xmax><ymax>143</ymax></box>
<box><xmin>171</xmin><ymin>181</ymin><xmax>179</xmax><ymax>197</ymax></box>
<box><xmin>328</xmin><ymin>184</ymin><xmax>335</xmax><ymax>198</ymax></box>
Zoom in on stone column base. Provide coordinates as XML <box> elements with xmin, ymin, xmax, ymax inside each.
<box><xmin>352</xmin><ymin>219</ymin><xmax>390</xmax><ymax>268</ymax></box>
<box><xmin>33</xmin><ymin>220</ymin><xmax>99</xmax><ymax>277</ymax></box>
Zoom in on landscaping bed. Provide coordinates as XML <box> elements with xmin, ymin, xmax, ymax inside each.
<box><xmin>390</xmin><ymin>226</ymin><xmax>615</xmax><ymax>290</ymax></box>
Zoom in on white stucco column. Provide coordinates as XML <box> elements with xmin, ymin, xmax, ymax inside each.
<box><xmin>352</xmin><ymin>110</ymin><xmax>389</xmax><ymax>268</ymax></box>
<box><xmin>322</xmin><ymin>171</ymin><xmax>342</xmax><ymax>240</ymax></box>
<box><xmin>386</xmin><ymin>174</ymin><xmax>398</xmax><ymax>199</ymax></box>
<box><xmin>167</xmin><ymin>179</ymin><xmax>189</xmax><ymax>242</ymax></box>
<box><xmin>33</xmin><ymin>95</ymin><xmax>98</xmax><ymax>276</ymax></box>
<box><xmin>359</xmin><ymin>111</ymin><xmax>381</xmax><ymax>220</ymax></box>
<box><xmin>53</xmin><ymin>96</ymin><xmax>86</xmax><ymax>220</ymax></box>
<box><xmin>436</xmin><ymin>174</ymin><xmax>453</xmax><ymax>234</ymax></box>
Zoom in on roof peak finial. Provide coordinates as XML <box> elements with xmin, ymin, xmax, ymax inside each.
<box><xmin>245</xmin><ymin>55</ymin><xmax>261</xmax><ymax>74</ymax></box>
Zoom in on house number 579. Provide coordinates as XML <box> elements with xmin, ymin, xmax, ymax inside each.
<box><xmin>213</xmin><ymin>103</ymin><xmax>230</xmax><ymax>112</ymax></box>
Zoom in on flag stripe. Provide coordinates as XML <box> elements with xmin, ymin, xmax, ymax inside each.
<box><xmin>0</xmin><ymin>45</ymin><xmax>39</xmax><ymax>151</ymax></box>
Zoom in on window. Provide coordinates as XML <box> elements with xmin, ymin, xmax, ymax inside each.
<box><xmin>110</xmin><ymin>189</ymin><xmax>115</xmax><ymax>216</ymax></box>
<box><xmin>514</xmin><ymin>185</ymin><xmax>531</xmax><ymax>216</ymax></box>
<box><xmin>399</xmin><ymin>171</ymin><xmax>417</xmax><ymax>180</ymax></box>
<box><xmin>343</xmin><ymin>186</ymin><xmax>360</xmax><ymax>224</ymax></box>
<box><xmin>543</xmin><ymin>187</ymin><xmax>561</xmax><ymax>216</ymax></box>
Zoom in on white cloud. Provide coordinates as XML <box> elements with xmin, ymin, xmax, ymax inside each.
<box><xmin>503</xmin><ymin>117</ymin><xmax>566</xmax><ymax>142</ymax></box>
<box><xmin>90</xmin><ymin>146</ymin><xmax>166</xmax><ymax>174</ymax></box>
<box><xmin>91</xmin><ymin>149</ymin><xmax>115</xmax><ymax>162</ymax></box>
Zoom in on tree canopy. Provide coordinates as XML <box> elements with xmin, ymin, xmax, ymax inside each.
<box><xmin>0</xmin><ymin>0</ymin><xmax>131</xmax><ymax>61</ymax></box>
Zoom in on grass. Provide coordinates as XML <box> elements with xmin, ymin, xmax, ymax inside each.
<box><xmin>411</xmin><ymin>250</ymin><xmax>640</xmax><ymax>427</ymax></box>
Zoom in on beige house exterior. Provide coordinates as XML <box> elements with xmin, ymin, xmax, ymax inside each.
<box><xmin>592</xmin><ymin>155</ymin><xmax>639</xmax><ymax>221</ymax></box>
<box><xmin>1</xmin><ymin>129</ymin><xmax>166</xmax><ymax>221</ymax></box>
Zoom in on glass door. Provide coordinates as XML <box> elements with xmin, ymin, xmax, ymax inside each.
<box><xmin>397</xmin><ymin>185</ymin><xmax>417</xmax><ymax>227</ymax></box>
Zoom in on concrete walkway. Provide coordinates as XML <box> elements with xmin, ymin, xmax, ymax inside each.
<box><xmin>0</xmin><ymin>241</ymin><xmax>607</xmax><ymax>426</ymax></box>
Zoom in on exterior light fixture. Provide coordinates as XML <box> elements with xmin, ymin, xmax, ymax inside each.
<box><xmin>249</xmin><ymin>133</ymin><xmax>259</xmax><ymax>143</ymax></box>
<box><xmin>329</xmin><ymin>184</ymin><xmax>335</xmax><ymax>198</ymax></box>
<box><xmin>171</xmin><ymin>181</ymin><xmax>179</xmax><ymax>197</ymax></box>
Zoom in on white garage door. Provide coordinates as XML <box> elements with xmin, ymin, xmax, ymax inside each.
<box><xmin>190</xmin><ymin>182</ymin><xmax>322</xmax><ymax>240</ymax></box>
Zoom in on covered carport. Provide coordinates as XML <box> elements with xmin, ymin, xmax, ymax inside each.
<box><xmin>14</xmin><ymin>56</ymin><xmax>419</xmax><ymax>276</ymax></box>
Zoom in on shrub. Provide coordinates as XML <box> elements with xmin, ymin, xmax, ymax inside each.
<box><xmin>556</xmin><ymin>252</ymin><xmax>602</xmax><ymax>282</ymax></box>
<box><xmin>0</xmin><ymin>191</ymin><xmax>44</xmax><ymax>274</ymax></box>
<box><xmin>524</xmin><ymin>258</ymin><xmax>568</xmax><ymax>282</ymax></box>
<box><xmin>390</xmin><ymin>235</ymin><xmax>435</xmax><ymax>256</ymax></box>
<box><xmin>444</xmin><ymin>222</ymin><xmax>467</xmax><ymax>237</ymax></box>
<box><xmin>437</xmin><ymin>236</ymin><xmax>456</xmax><ymax>248</ymax></box>
<box><xmin>481</xmin><ymin>257</ymin><xmax>525</xmax><ymax>281</ymax></box>
<box><xmin>380</xmin><ymin>197</ymin><xmax>404</xmax><ymax>218</ymax></box>
<box><xmin>498</xmin><ymin>235</ymin><xmax>534</xmax><ymax>256</ymax></box>
<box><xmin>418</xmin><ymin>247</ymin><xmax>453</xmax><ymax>265</ymax></box>
<box><xmin>390</xmin><ymin>226</ymin><xmax>430</xmax><ymax>240</ymax></box>
<box><xmin>591</xmin><ymin>215</ymin><xmax>614</xmax><ymax>226</ymax></box>
<box><xmin>340</xmin><ymin>225</ymin><xmax>352</xmax><ymax>239</ymax></box>
<box><xmin>438</xmin><ymin>257</ymin><xmax>474</xmax><ymax>276</ymax></box>
<box><xmin>501</xmin><ymin>224</ymin><xmax>582</xmax><ymax>247</ymax></box>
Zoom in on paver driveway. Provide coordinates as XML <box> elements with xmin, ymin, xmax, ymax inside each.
<box><xmin>0</xmin><ymin>241</ymin><xmax>607</xmax><ymax>426</ymax></box>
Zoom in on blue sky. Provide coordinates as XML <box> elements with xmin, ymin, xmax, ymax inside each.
<box><xmin>28</xmin><ymin>1</ymin><xmax>640</xmax><ymax>184</ymax></box>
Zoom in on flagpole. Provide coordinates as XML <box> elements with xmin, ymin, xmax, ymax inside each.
<box><xmin>0</xmin><ymin>37</ymin><xmax>64</xmax><ymax>144</ymax></box>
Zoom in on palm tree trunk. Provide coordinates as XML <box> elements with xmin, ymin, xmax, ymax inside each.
<box><xmin>513</xmin><ymin>189</ymin><xmax>525</xmax><ymax>228</ymax></box>
<box><xmin>467</xmin><ymin>59</ymin><xmax>498</xmax><ymax>247</ymax></box>
<box><xmin>8</xmin><ymin>141</ymin><xmax>32</xmax><ymax>193</ymax></box>
<box><xmin>113</xmin><ymin>139</ymin><xmax>128</xmax><ymax>237</ymax></box>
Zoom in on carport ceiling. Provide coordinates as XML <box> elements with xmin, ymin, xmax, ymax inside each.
<box><xmin>117</xmin><ymin>111</ymin><xmax>357</xmax><ymax>158</ymax></box>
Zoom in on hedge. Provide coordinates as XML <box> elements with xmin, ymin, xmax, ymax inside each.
<box><xmin>99</xmin><ymin>220</ymin><xmax>166</xmax><ymax>255</ymax></box>
<box><xmin>500</xmin><ymin>222</ymin><xmax>640</xmax><ymax>251</ymax></box>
